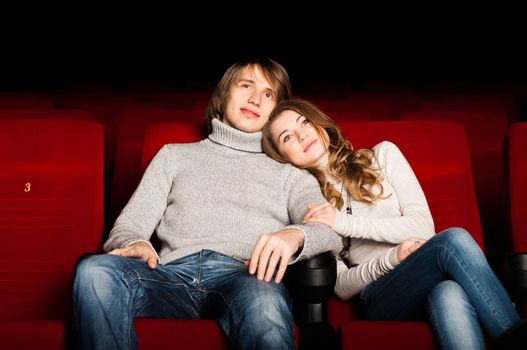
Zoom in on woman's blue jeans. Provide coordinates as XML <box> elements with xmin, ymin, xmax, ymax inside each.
<box><xmin>360</xmin><ymin>227</ymin><xmax>520</xmax><ymax>350</ymax></box>
<box><xmin>73</xmin><ymin>249</ymin><xmax>295</xmax><ymax>350</ymax></box>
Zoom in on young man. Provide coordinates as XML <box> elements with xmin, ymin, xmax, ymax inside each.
<box><xmin>73</xmin><ymin>57</ymin><xmax>343</xmax><ymax>350</ymax></box>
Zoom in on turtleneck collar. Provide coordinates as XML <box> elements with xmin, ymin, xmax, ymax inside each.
<box><xmin>206</xmin><ymin>118</ymin><xmax>263</xmax><ymax>154</ymax></box>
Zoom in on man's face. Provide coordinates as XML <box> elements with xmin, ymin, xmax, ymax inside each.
<box><xmin>223</xmin><ymin>65</ymin><xmax>277</xmax><ymax>133</ymax></box>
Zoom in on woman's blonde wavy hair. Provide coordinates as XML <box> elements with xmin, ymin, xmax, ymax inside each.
<box><xmin>262</xmin><ymin>99</ymin><xmax>386</xmax><ymax>208</ymax></box>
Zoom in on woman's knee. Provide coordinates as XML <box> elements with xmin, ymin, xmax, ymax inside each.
<box><xmin>434</xmin><ymin>227</ymin><xmax>482</xmax><ymax>255</ymax></box>
<box><xmin>427</xmin><ymin>280</ymin><xmax>467</xmax><ymax>307</ymax></box>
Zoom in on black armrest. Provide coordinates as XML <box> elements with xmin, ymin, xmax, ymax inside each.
<box><xmin>285</xmin><ymin>252</ymin><xmax>338</xmax><ymax>350</ymax></box>
<box><xmin>509</xmin><ymin>252</ymin><xmax>527</xmax><ymax>302</ymax></box>
<box><xmin>285</xmin><ymin>251</ymin><xmax>337</xmax><ymax>304</ymax></box>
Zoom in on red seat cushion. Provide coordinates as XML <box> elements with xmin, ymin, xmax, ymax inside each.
<box><xmin>135</xmin><ymin>319</ymin><xmax>231</xmax><ymax>350</ymax></box>
<box><xmin>341</xmin><ymin>320</ymin><xmax>435</xmax><ymax>350</ymax></box>
<box><xmin>0</xmin><ymin>320</ymin><xmax>65</xmax><ymax>350</ymax></box>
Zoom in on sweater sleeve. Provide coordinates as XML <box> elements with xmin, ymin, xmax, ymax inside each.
<box><xmin>103</xmin><ymin>145</ymin><xmax>174</xmax><ymax>252</ymax></box>
<box><xmin>284</xmin><ymin>166</ymin><xmax>344</xmax><ymax>263</ymax></box>
<box><xmin>332</xmin><ymin>141</ymin><xmax>435</xmax><ymax>244</ymax></box>
<box><xmin>334</xmin><ymin>247</ymin><xmax>399</xmax><ymax>300</ymax></box>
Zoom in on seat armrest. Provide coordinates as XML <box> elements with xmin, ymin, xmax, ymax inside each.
<box><xmin>509</xmin><ymin>252</ymin><xmax>527</xmax><ymax>302</ymax></box>
<box><xmin>285</xmin><ymin>251</ymin><xmax>337</xmax><ymax>303</ymax></box>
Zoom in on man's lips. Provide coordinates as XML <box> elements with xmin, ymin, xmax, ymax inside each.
<box><xmin>240</xmin><ymin>108</ymin><xmax>259</xmax><ymax>119</ymax></box>
<box><xmin>304</xmin><ymin>140</ymin><xmax>317</xmax><ymax>152</ymax></box>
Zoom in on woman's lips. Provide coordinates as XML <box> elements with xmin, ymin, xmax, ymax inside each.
<box><xmin>304</xmin><ymin>140</ymin><xmax>317</xmax><ymax>152</ymax></box>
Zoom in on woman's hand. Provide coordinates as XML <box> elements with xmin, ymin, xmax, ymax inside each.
<box><xmin>396</xmin><ymin>237</ymin><xmax>428</xmax><ymax>262</ymax></box>
<box><xmin>303</xmin><ymin>202</ymin><xmax>337</xmax><ymax>227</ymax></box>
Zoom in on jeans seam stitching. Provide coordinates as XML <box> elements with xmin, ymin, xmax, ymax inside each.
<box><xmin>439</xmin><ymin>240</ymin><xmax>509</xmax><ymax>333</ymax></box>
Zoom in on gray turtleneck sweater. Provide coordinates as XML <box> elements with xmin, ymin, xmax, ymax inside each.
<box><xmin>104</xmin><ymin>119</ymin><xmax>343</xmax><ymax>265</ymax></box>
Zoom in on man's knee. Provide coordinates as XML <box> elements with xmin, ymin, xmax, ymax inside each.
<box><xmin>243</xmin><ymin>279</ymin><xmax>290</xmax><ymax>311</ymax></box>
<box><xmin>74</xmin><ymin>254</ymin><xmax>128</xmax><ymax>300</ymax></box>
<box><xmin>238</xmin><ymin>283</ymin><xmax>294</xmax><ymax>349</ymax></box>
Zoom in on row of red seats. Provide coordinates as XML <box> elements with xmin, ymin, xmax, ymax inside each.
<box><xmin>1</xmin><ymin>118</ymin><xmax>525</xmax><ymax>349</ymax></box>
<box><xmin>0</xmin><ymin>100</ymin><xmax>513</xmax><ymax>262</ymax></box>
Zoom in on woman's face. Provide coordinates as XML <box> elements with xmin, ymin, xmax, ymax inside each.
<box><xmin>270</xmin><ymin>109</ymin><xmax>328</xmax><ymax>168</ymax></box>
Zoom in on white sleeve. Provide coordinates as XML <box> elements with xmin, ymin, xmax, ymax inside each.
<box><xmin>332</xmin><ymin>141</ymin><xmax>435</xmax><ymax>244</ymax></box>
<box><xmin>334</xmin><ymin>247</ymin><xmax>399</xmax><ymax>300</ymax></box>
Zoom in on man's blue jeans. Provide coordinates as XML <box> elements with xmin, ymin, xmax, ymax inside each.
<box><xmin>360</xmin><ymin>227</ymin><xmax>520</xmax><ymax>350</ymax></box>
<box><xmin>73</xmin><ymin>249</ymin><xmax>295</xmax><ymax>350</ymax></box>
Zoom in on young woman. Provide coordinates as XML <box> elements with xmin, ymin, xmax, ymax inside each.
<box><xmin>262</xmin><ymin>98</ymin><xmax>526</xmax><ymax>350</ymax></box>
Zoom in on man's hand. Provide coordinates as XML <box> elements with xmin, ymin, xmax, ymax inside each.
<box><xmin>302</xmin><ymin>202</ymin><xmax>337</xmax><ymax>227</ymax></box>
<box><xmin>109</xmin><ymin>241</ymin><xmax>158</xmax><ymax>269</ymax></box>
<box><xmin>396</xmin><ymin>237</ymin><xmax>428</xmax><ymax>262</ymax></box>
<box><xmin>247</xmin><ymin>228</ymin><xmax>304</xmax><ymax>284</ymax></box>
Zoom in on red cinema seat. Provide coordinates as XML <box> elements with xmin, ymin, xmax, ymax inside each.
<box><xmin>157</xmin><ymin>92</ymin><xmax>211</xmax><ymax>111</ymax></box>
<box><xmin>0</xmin><ymin>119</ymin><xmax>104</xmax><ymax>349</ymax></box>
<box><xmin>508</xmin><ymin>122</ymin><xmax>527</xmax><ymax>311</ymax></box>
<box><xmin>303</xmin><ymin>97</ymin><xmax>397</xmax><ymax>121</ymax></box>
<box><xmin>417</xmin><ymin>94</ymin><xmax>517</xmax><ymax>124</ymax></box>
<box><xmin>135</xmin><ymin>319</ymin><xmax>230</xmax><ymax>350</ymax></box>
<box><xmin>141</xmin><ymin>122</ymin><xmax>206</xmax><ymax>169</ymax></box>
<box><xmin>0</xmin><ymin>321</ymin><xmax>65</xmax><ymax>350</ymax></box>
<box><xmin>400</xmin><ymin>110</ymin><xmax>508</xmax><ymax>269</ymax></box>
<box><xmin>0</xmin><ymin>109</ymin><xmax>91</xmax><ymax>120</ymax></box>
<box><xmin>110</xmin><ymin>110</ymin><xmax>207</xmax><ymax>229</ymax></box>
<box><xmin>320</xmin><ymin>110</ymin><xmax>370</xmax><ymax>122</ymax></box>
<box><xmin>328</xmin><ymin>120</ymin><xmax>483</xmax><ymax>349</ymax></box>
<box><xmin>351</xmin><ymin>92</ymin><xmax>421</xmax><ymax>115</ymax></box>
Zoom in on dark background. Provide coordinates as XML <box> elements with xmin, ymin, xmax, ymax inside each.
<box><xmin>1</xmin><ymin>8</ymin><xmax>526</xmax><ymax>91</ymax></box>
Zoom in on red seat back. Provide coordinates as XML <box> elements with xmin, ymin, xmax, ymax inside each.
<box><xmin>0</xmin><ymin>108</ymin><xmax>91</xmax><ymax>120</ymax></box>
<box><xmin>141</xmin><ymin>122</ymin><xmax>207</xmax><ymax>171</ymax></box>
<box><xmin>400</xmin><ymin>110</ymin><xmax>508</xmax><ymax>266</ymax></box>
<box><xmin>0</xmin><ymin>119</ymin><xmax>104</xmax><ymax>321</ymax></box>
<box><xmin>338</xmin><ymin>120</ymin><xmax>482</xmax><ymax>242</ymax></box>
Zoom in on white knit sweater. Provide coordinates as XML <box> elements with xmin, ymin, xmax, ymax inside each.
<box><xmin>333</xmin><ymin>141</ymin><xmax>435</xmax><ymax>300</ymax></box>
